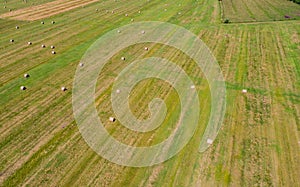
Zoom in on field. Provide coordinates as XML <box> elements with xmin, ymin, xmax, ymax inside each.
<box><xmin>0</xmin><ymin>0</ymin><xmax>99</xmax><ymax>21</ymax></box>
<box><xmin>221</xmin><ymin>0</ymin><xmax>300</xmax><ymax>22</ymax></box>
<box><xmin>0</xmin><ymin>0</ymin><xmax>300</xmax><ymax>186</ymax></box>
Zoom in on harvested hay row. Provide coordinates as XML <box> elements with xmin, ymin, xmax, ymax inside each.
<box><xmin>13</xmin><ymin>0</ymin><xmax>96</xmax><ymax>20</ymax></box>
<box><xmin>0</xmin><ymin>0</ymin><xmax>99</xmax><ymax>21</ymax></box>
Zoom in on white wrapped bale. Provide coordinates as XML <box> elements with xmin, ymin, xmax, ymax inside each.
<box><xmin>109</xmin><ymin>117</ymin><xmax>115</xmax><ymax>122</ymax></box>
<box><xmin>207</xmin><ymin>138</ymin><xmax>213</xmax><ymax>144</ymax></box>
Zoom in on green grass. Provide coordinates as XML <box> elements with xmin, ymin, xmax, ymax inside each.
<box><xmin>0</xmin><ymin>0</ymin><xmax>299</xmax><ymax>186</ymax></box>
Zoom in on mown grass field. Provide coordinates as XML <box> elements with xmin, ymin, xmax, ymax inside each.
<box><xmin>0</xmin><ymin>0</ymin><xmax>299</xmax><ymax>186</ymax></box>
<box><xmin>221</xmin><ymin>0</ymin><xmax>300</xmax><ymax>22</ymax></box>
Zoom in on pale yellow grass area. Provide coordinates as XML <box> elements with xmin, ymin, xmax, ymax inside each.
<box><xmin>0</xmin><ymin>0</ymin><xmax>99</xmax><ymax>21</ymax></box>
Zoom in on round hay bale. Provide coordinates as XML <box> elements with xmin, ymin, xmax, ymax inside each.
<box><xmin>144</xmin><ymin>47</ymin><xmax>149</xmax><ymax>51</ymax></box>
<box><xmin>24</xmin><ymin>74</ymin><xmax>30</xmax><ymax>78</ymax></box>
<box><xmin>190</xmin><ymin>85</ymin><xmax>195</xmax><ymax>89</ymax></box>
<box><xmin>117</xmin><ymin>30</ymin><xmax>121</xmax><ymax>33</ymax></box>
<box><xmin>111</xmin><ymin>10</ymin><xmax>114</xmax><ymax>13</ymax></box>
<box><xmin>41</xmin><ymin>44</ymin><xmax>46</xmax><ymax>48</ymax></box>
<box><xmin>109</xmin><ymin>117</ymin><xmax>115</xmax><ymax>122</ymax></box>
<box><xmin>121</xmin><ymin>57</ymin><xmax>125</xmax><ymax>61</ymax></box>
<box><xmin>138</xmin><ymin>10</ymin><xmax>141</xmax><ymax>13</ymax></box>
<box><xmin>4</xmin><ymin>6</ymin><xmax>6</xmax><ymax>9</ymax></box>
<box><xmin>61</xmin><ymin>87</ymin><xmax>67</xmax><ymax>91</ymax></box>
<box><xmin>41</xmin><ymin>21</ymin><xmax>44</xmax><ymax>24</ymax></box>
<box><xmin>51</xmin><ymin>51</ymin><xmax>56</xmax><ymax>54</ymax></box>
<box><xmin>125</xmin><ymin>13</ymin><xmax>128</xmax><ymax>17</ymax></box>
<box><xmin>27</xmin><ymin>41</ymin><xmax>32</xmax><ymax>45</ymax></box>
<box><xmin>96</xmin><ymin>8</ymin><xmax>98</xmax><ymax>11</ymax></box>
<box><xmin>51</xmin><ymin>21</ymin><xmax>55</xmax><ymax>24</ymax></box>
<box><xmin>79</xmin><ymin>63</ymin><xmax>84</xmax><ymax>67</ymax></box>
<box><xmin>242</xmin><ymin>89</ymin><xmax>247</xmax><ymax>93</ymax></box>
<box><xmin>207</xmin><ymin>138</ymin><xmax>213</xmax><ymax>144</ymax></box>
<box><xmin>10</xmin><ymin>39</ymin><xmax>14</xmax><ymax>43</ymax></box>
<box><xmin>116</xmin><ymin>89</ymin><xmax>120</xmax><ymax>93</ymax></box>
<box><xmin>15</xmin><ymin>26</ymin><xmax>19</xmax><ymax>29</ymax></box>
<box><xmin>131</xmin><ymin>18</ymin><xmax>134</xmax><ymax>22</ymax></box>
<box><xmin>50</xmin><ymin>45</ymin><xmax>55</xmax><ymax>49</ymax></box>
<box><xmin>20</xmin><ymin>86</ymin><xmax>26</xmax><ymax>90</ymax></box>
<box><xmin>141</xmin><ymin>30</ymin><xmax>145</xmax><ymax>34</ymax></box>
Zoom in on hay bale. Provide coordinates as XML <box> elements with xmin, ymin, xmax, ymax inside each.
<box><xmin>116</xmin><ymin>89</ymin><xmax>120</xmax><ymax>93</ymax></box>
<box><xmin>24</xmin><ymin>74</ymin><xmax>30</xmax><ymax>78</ymax></box>
<box><xmin>51</xmin><ymin>21</ymin><xmax>55</xmax><ymax>24</ymax></box>
<box><xmin>96</xmin><ymin>8</ymin><xmax>98</xmax><ymax>11</ymax></box>
<box><xmin>20</xmin><ymin>86</ymin><xmax>26</xmax><ymax>90</ymax></box>
<box><xmin>141</xmin><ymin>30</ymin><xmax>145</xmax><ymax>34</ymax></box>
<box><xmin>144</xmin><ymin>47</ymin><xmax>148</xmax><ymax>51</ymax></box>
<box><xmin>61</xmin><ymin>87</ymin><xmax>67</xmax><ymax>91</ymax></box>
<box><xmin>41</xmin><ymin>21</ymin><xmax>44</xmax><ymax>24</ymax></box>
<box><xmin>50</xmin><ymin>45</ymin><xmax>55</xmax><ymax>49</ymax></box>
<box><xmin>138</xmin><ymin>10</ymin><xmax>141</xmax><ymax>13</ymax></box>
<box><xmin>207</xmin><ymin>138</ymin><xmax>213</xmax><ymax>144</ymax></box>
<box><xmin>242</xmin><ymin>89</ymin><xmax>247</xmax><ymax>93</ymax></box>
<box><xmin>27</xmin><ymin>41</ymin><xmax>32</xmax><ymax>45</ymax></box>
<box><xmin>79</xmin><ymin>63</ymin><xmax>84</xmax><ymax>67</ymax></box>
<box><xmin>190</xmin><ymin>85</ymin><xmax>195</xmax><ymax>89</ymax></box>
<box><xmin>109</xmin><ymin>117</ymin><xmax>115</xmax><ymax>122</ymax></box>
<box><xmin>51</xmin><ymin>51</ymin><xmax>56</xmax><ymax>54</ymax></box>
<box><xmin>117</xmin><ymin>30</ymin><xmax>121</xmax><ymax>33</ymax></box>
<box><xmin>125</xmin><ymin>14</ymin><xmax>128</xmax><ymax>16</ymax></box>
<box><xmin>15</xmin><ymin>26</ymin><xmax>19</xmax><ymax>29</ymax></box>
<box><xmin>111</xmin><ymin>10</ymin><xmax>114</xmax><ymax>13</ymax></box>
<box><xmin>121</xmin><ymin>57</ymin><xmax>125</xmax><ymax>61</ymax></box>
<box><xmin>10</xmin><ymin>39</ymin><xmax>14</xmax><ymax>42</ymax></box>
<box><xmin>131</xmin><ymin>18</ymin><xmax>134</xmax><ymax>22</ymax></box>
<box><xmin>41</xmin><ymin>44</ymin><xmax>46</xmax><ymax>48</ymax></box>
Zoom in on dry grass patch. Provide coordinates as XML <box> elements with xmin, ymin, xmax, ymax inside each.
<box><xmin>0</xmin><ymin>0</ymin><xmax>99</xmax><ymax>21</ymax></box>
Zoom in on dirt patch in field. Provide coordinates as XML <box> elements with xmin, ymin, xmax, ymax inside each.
<box><xmin>0</xmin><ymin>0</ymin><xmax>99</xmax><ymax>21</ymax></box>
<box><xmin>291</xmin><ymin>32</ymin><xmax>299</xmax><ymax>44</ymax></box>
